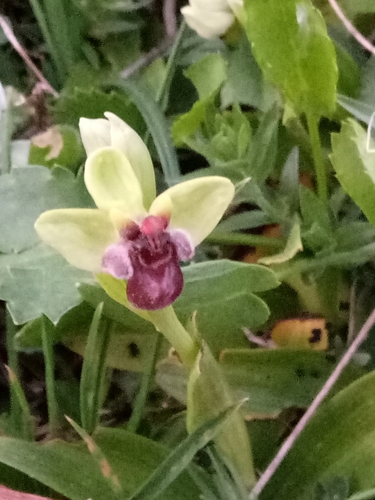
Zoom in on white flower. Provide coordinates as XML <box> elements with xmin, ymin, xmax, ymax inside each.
<box><xmin>181</xmin><ymin>0</ymin><xmax>244</xmax><ymax>39</ymax></box>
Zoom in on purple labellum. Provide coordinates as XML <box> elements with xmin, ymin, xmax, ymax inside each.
<box><xmin>102</xmin><ymin>215</ymin><xmax>194</xmax><ymax>310</ymax></box>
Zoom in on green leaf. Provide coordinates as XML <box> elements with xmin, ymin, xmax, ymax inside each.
<box><xmin>330</xmin><ymin>119</ymin><xmax>375</xmax><ymax>227</ymax></box>
<box><xmin>67</xmin><ymin>418</ymin><xmax>122</xmax><ymax>496</ymax></box>
<box><xmin>0</xmin><ymin>245</ymin><xmax>89</xmax><ymax>325</ymax></box>
<box><xmin>157</xmin><ymin>349</ymin><xmax>362</xmax><ymax>415</ymax></box>
<box><xmin>6</xmin><ymin>368</ymin><xmax>34</xmax><ymax>441</ymax></box>
<box><xmin>53</xmin><ymin>87</ymin><xmax>144</xmax><ymax>134</ymax></box>
<box><xmin>0</xmin><ymin>428</ymin><xmax>200</xmax><ymax>500</ymax></box>
<box><xmin>259</xmin><ymin>217</ymin><xmax>302</xmax><ymax>265</ymax></box>
<box><xmin>244</xmin><ymin>0</ymin><xmax>337</xmax><ymax>116</ymax></box>
<box><xmin>246</xmin><ymin>106</ymin><xmax>279</xmax><ymax>182</ymax></box>
<box><xmin>29</xmin><ymin>125</ymin><xmax>84</xmax><ymax>172</ymax></box>
<box><xmin>113</xmin><ymin>79</ymin><xmax>181</xmax><ymax>186</ymax></box>
<box><xmin>184</xmin><ymin>53</ymin><xmax>227</xmax><ymax>100</ymax></box>
<box><xmin>80</xmin><ymin>303</ymin><xmax>111</xmax><ymax>434</ymax></box>
<box><xmin>0</xmin><ymin>166</ymin><xmax>93</xmax><ymax>254</ymax></box>
<box><xmin>262</xmin><ymin>370</ymin><xmax>375</xmax><ymax>500</ymax></box>
<box><xmin>337</xmin><ymin>94</ymin><xmax>375</xmax><ymax>125</ymax></box>
<box><xmin>221</xmin><ymin>32</ymin><xmax>266</xmax><ymax>110</ymax></box>
<box><xmin>313</xmin><ymin>477</ymin><xmax>350</xmax><ymax>500</ymax></box>
<box><xmin>187</xmin><ymin>343</ymin><xmax>256</xmax><ymax>488</ymax></box>
<box><xmin>129</xmin><ymin>405</ymin><xmax>241</xmax><ymax>500</ymax></box>
<box><xmin>182</xmin><ymin>259</ymin><xmax>279</xmax><ymax>295</ymax></box>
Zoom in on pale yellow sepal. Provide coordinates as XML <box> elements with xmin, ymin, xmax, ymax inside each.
<box><xmin>34</xmin><ymin>209</ymin><xmax>118</xmax><ymax>273</ymax></box>
<box><xmin>84</xmin><ymin>147</ymin><xmax>145</xmax><ymax>217</ymax></box>
<box><xmin>150</xmin><ymin>176</ymin><xmax>235</xmax><ymax>245</ymax></box>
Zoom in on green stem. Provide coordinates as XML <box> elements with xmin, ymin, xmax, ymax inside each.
<box><xmin>306</xmin><ymin>113</ymin><xmax>327</xmax><ymax>204</ymax></box>
<box><xmin>41</xmin><ymin>315</ymin><xmax>59</xmax><ymax>435</ymax></box>
<box><xmin>156</xmin><ymin>20</ymin><xmax>187</xmax><ymax>110</ymax></box>
<box><xmin>127</xmin><ymin>333</ymin><xmax>162</xmax><ymax>433</ymax></box>
<box><xmin>5</xmin><ymin>311</ymin><xmax>18</xmax><ymax>377</ymax></box>
<box><xmin>148</xmin><ymin>306</ymin><xmax>199</xmax><ymax>367</ymax></box>
<box><xmin>206</xmin><ymin>231</ymin><xmax>285</xmax><ymax>248</ymax></box>
<box><xmin>0</xmin><ymin>89</ymin><xmax>12</xmax><ymax>175</ymax></box>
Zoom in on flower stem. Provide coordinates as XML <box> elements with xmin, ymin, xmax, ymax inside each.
<box><xmin>148</xmin><ymin>306</ymin><xmax>199</xmax><ymax>366</ymax></box>
<box><xmin>306</xmin><ymin>113</ymin><xmax>327</xmax><ymax>204</ymax></box>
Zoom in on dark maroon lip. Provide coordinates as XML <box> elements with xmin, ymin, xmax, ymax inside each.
<box><xmin>102</xmin><ymin>215</ymin><xmax>194</xmax><ymax>310</ymax></box>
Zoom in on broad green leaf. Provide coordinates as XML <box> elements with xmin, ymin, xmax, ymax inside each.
<box><xmin>129</xmin><ymin>405</ymin><xmax>241</xmax><ymax>500</ymax></box>
<box><xmin>67</xmin><ymin>418</ymin><xmax>122</xmax><ymax>496</ymax></box>
<box><xmin>313</xmin><ymin>477</ymin><xmax>350</xmax><ymax>500</ymax></box>
<box><xmin>187</xmin><ymin>343</ymin><xmax>256</xmax><ymax>488</ymax></box>
<box><xmin>29</xmin><ymin>125</ymin><xmax>84</xmax><ymax>172</ymax></box>
<box><xmin>14</xmin><ymin>302</ymin><xmax>95</xmax><ymax>349</ymax></box>
<box><xmin>157</xmin><ymin>349</ymin><xmax>362</xmax><ymax>415</ymax></box>
<box><xmin>0</xmin><ymin>245</ymin><xmax>89</xmax><ymax>325</ymax></box>
<box><xmin>244</xmin><ymin>0</ymin><xmax>337</xmax><ymax>116</ymax></box>
<box><xmin>53</xmin><ymin>87</ymin><xmax>145</xmax><ymax>134</ymax></box>
<box><xmin>0</xmin><ymin>166</ymin><xmax>93</xmax><ymax>254</ymax></box>
<box><xmin>359</xmin><ymin>57</ymin><xmax>375</xmax><ymax>110</ymax></box>
<box><xmin>330</xmin><ymin>119</ymin><xmax>375</xmax><ymax>227</ymax></box>
<box><xmin>182</xmin><ymin>260</ymin><xmax>279</xmax><ymax>295</ymax></box>
<box><xmin>172</xmin><ymin>99</ymin><xmax>209</xmax><ymax>149</ymax></box>
<box><xmin>262</xmin><ymin>370</ymin><xmax>375</xmax><ymax>500</ymax></box>
<box><xmin>337</xmin><ymin>94</ymin><xmax>375</xmax><ymax>125</ymax></box>
<box><xmin>0</xmin><ymin>427</ymin><xmax>199</xmax><ymax>500</ymax></box>
<box><xmin>334</xmin><ymin>42</ymin><xmax>361</xmax><ymax>98</ymax></box>
<box><xmin>184</xmin><ymin>53</ymin><xmax>227</xmax><ymax>100</ymax></box>
<box><xmin>221</xmin><ymin>32</ymin><xmax>266</xmax><ymax>110</ymax></box>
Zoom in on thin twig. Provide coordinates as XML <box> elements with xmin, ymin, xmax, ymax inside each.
<box><xmin>327</xmin><ymin>0</ymin><xmax>375</xmax><ymax>56</ymax></box>
<box><xmin>0</xmin><ymin>16</ymin><xmax>58</xmax><ymax>97</ymax></box>
<box><xmin>120</xmin><ymin>37</ymin><xmax>174</xmax><ymax>79</ymax></box>
<box><xmin>249</xmin><ymin>306</ymin><xmax>375</xmax><ymax>499</ymax></box>
<box><xmin>163</xmin><ymin>0</ymin><xmax>177</xmax><ymax>38</ymax></box>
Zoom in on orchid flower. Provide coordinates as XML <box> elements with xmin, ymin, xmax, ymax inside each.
<box><xmin>35</xmin><ymin>112</ymin><xmax>235</xmax><ymax>312</ymax></box>
<box><xmin>181</xmin><ymin>0</ymin><xmax>244</xmax><ymax>39</ymax></box>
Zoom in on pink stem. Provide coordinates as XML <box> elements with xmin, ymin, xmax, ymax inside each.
<box><xmin>327</xmin><ymin>0</ymin><xmax>375</xmax><ymax>56</ymax></box>
<box><xmin>0</xmin><ymin>16</ymin><xmax>58</xmax><ymax>97</ymax></box>
<box><xmin>250</xmin><ymin>306</ymin><xmax>375</xmax><ymax>498</ymax></box>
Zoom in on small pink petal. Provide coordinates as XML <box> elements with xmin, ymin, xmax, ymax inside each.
<box><xmin>170</xmin><ymin>229</ymin><xmax>195</xmax><ymax>261</ymax></box>
<box><xmin>102</xmin><ymin>241</ymin><xmax>133</xmax><ymax>279</ymax></box>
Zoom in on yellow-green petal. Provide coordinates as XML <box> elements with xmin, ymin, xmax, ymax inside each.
<box><xmin>84</xmin><ymin>147</ymin><xmax>145</xmax><ymax>217</ymax></box>
<box><xmin>34</xmin><ymin>209</ymin><xmax>118</xmax><ymax>272</ymax></box>
<box><xmin>105</xmin><ymin>112</ymin><xmax>156</xmax><ymax>209</ymax></box>
<box><xmin>149</xmin><ymin>176</ymin><xmax>235</xmax><ymax>245</ymax></box>
<box><xmin>79</xmin><ymin>118</ymin><xmax>111</xmax><ymax>156</ymax></box>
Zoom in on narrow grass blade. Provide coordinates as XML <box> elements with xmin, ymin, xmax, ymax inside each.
<box><xmin>41</xmin><ymin>315</ymin><xmax>60</xmax><ymax>435</ymax></box>
<box><xmin>113</xmin><ymin>79</ymin><xmax>181</xmax><ymax>186</ymax></box>
<box><xmin>79</xmin><ymin>302</ymin><xmax>111</xmax><ymax>434</ymax></box>
<box><xmin>66</xmin><ymin>416</ymin><xmax>122</xmax><ymax>497</ymax></box>
<box><xmin>5</xmin><ymin>367</ymin><xmax>34</xmax><ymax>441</ymax></box>
<box><xmin>129</xmin><ymin>402</ymin><xmax>244</xmax><ymax>500</ymax></box>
